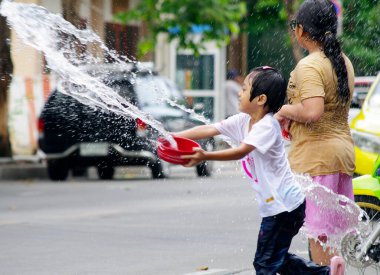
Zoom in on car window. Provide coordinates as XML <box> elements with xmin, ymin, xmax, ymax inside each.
<box><xmin>368</xmin><ymin>80</ymin><xmax>380</xmax><ymax>109</ymax></box>
<box><xmin>134</xmin><ymin>75</ymin><xmax>185</xmax><ymax>108</ymax></box>
<box><xmin>162</xmin><ymin>77</ymin><xmax>189</xmax><ymax>107</ymax></box>
<box><xmin>351</xmin><ymin>81</ymin><xmax>374</xmax><ymax>108</ymax></box>
<box><xmin>109</xmin><ymin>80</ymin><xmax>137</xmax><ymax>104</ymax></box>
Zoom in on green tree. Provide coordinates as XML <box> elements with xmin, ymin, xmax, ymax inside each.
<box><xmin>342</xmin><ymin>0</ymin><xmax>380</xmax><ymax>75</ymax></box>
<box><xmin>247</xmin><ymin>0</ymin><xmax>379</xmax><ymax>76</ymax></box>
<box><xmin>244</xmin><ymin>0</ymin><xmax>303</xmax><ymax>76</ymax></box>
<box><xmin>115</xmin><ymin>0</ymin><xmax>246</xmax><ymax>57</ymax></box>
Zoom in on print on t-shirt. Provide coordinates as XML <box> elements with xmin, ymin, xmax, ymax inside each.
<box><xmin>242</xmin><ymin>155</ymin><xmax>258</xmax><ymax>183</ymax></box>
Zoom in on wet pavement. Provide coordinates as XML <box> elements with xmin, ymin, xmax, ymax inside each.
<box><xmin>0</xmin><ymin>157</ymin><xmax>378</xmax><ymax>274</ymax></box>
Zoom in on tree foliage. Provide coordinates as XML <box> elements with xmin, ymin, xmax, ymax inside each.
<box><xmin>115</xmin><ymin>0</ymin><xmax>246</xmax><ymax>57</ymax></box>
<box><xmin>244</xmin><ymin>0</ymin><xmax>303</xmax><ymax>76</ymax></box>
<box><xmin>342</xmin><ymin>0</ymin><xmax>380</xmax><ymax>75</ymax></box>
<box><xmin>246</xmin><ymin>0</ymin><xmax>379</xmax><ymax>76</ymax></box>
<box><xmin>115</xmin><ymin>0</ymin><xmax>378</xmax><ymax>75</ymax></box>
<box><xmin>244</xmin><ymin>0</ymin><xmax>287</xmax><ymax>34</ymax></box>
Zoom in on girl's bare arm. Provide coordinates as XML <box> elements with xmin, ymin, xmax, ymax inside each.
<box><xmin>182</xmin><ymin>142</ymin><xmax>255</xmax><ymax>167</ymax></box>
<box><xmin>174</xmin><ymin>125</ymin><xmax>220</xmax><ymax>140</ymax></box>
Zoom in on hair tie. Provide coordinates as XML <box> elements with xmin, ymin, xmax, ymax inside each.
<box><xmin>325</xmin><ymin>31</ymin><xmax>332</xmax><ymax>36</ymax></box>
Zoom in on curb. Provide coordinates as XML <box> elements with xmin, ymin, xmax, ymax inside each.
<box><xmin>0</xmin><ymin>155</ymin><xmax>46</xmax><ymax>181</ymax></box>
<box><xmin>0</xmin><ymin>160</ymin><xmax>47</xmax><ymax>181</ymax></box>
<box><xmin>0</xmin><ymin>157</ymin><xmax>240</xmax><ymax>181</ymax></box>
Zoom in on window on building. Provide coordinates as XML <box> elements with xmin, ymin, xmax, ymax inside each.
<box><xmin>105</xmin><ymin>23</ymin><xmax>139</xmax><ymax>61</ymax></box>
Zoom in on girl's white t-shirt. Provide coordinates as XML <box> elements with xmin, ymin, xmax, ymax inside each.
<box><xmin>214</xmin><ymin>113</ymin><xmax>305</xmax><ymax>217</ymax></box>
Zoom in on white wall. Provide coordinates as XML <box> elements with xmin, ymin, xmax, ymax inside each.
<box><xmin>8</xmin><ymin>75</ymin><xmax>57</xmax><ymax>155</ymax></box>
<box><xmin>41</xmin><ymin>0</ymin><xmax>61</xmax><ymax>13</ymax></box>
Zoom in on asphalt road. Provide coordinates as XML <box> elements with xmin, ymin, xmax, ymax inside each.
<box><xmin>0</xmin><ymin>162</ymin><xmax>378</xmax><ymax>275</ymax></box>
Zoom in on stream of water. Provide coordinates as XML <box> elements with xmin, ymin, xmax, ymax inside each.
<box><xmin>0</xmin><ymin>0</ymin><xmax>188</xmax><ymax>147</ymax></box>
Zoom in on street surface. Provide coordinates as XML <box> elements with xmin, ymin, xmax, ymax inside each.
<box><xmin>0</xmin><ymin>162</ymin><xmax>378</xmax><ymax>275</ymax></box>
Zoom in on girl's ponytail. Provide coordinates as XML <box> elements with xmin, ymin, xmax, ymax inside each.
<box><xmin>322</xmin><ymin>32</ymin><xmax>350</xmax><ymax>104</ymax></box>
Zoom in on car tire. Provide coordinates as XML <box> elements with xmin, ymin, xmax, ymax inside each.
<box><xmin>196</xmin><ymin>139</ymin><xmax>214</xmax><ymax>177</ymax></box>
<box><xmin>97</xmin><ymin>166</ymin><xmax>114</xmax><ymax>180</ymax></box>
<box><xmin>196</xmin><ymin>161</ymin><xmax>212</xmax><ymax>177</ymax></box>
<box><xmin>150</xmin><ymin>160</ymin><xmax>170</xmax><ymax>179</ymax></box>
<box><xmin>47</xmin><ymin>159</ymin><xmax>69</xmax><ymax>181</ymax></box>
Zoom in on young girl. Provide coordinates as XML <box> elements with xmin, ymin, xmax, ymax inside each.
<box><xmin>172</xmin><ymin>66</ymin><xmax>342</xmax><ymax>274</ymax></box>
<box><xmin>275</xmin><ymin>0</ymin><xmax>355</xmax><ymax>266</ymax></box>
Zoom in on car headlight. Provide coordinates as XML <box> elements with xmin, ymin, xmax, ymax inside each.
<box><xmin>351</xmin><ymin>130</ymin><xmax>380</xmax><ymax>154</ymax></box>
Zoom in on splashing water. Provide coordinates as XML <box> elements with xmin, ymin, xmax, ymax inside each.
<box><xmin>295</xmin><ymin>174</ymin><xmax>369</xmax><ymax>250</ymax></box>
<box><xmin>159</xmin><ymin>96</ymin><xmax>210</xmax><ymax>125</ymax></box>
<box><xmin>0</xmin><ymin>0</ymin><xmax>213</xmax><ymax>148</ymax></box>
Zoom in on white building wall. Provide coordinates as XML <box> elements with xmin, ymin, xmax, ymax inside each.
<box><xmin>8</xmin><ymin>75</ymin><xmax>57</xmax><ymax>155</ymax></box>
<box><xmin>41</xmin><ymin>0</ymin><xmax>61</xmax><ymax>13</ymax></box>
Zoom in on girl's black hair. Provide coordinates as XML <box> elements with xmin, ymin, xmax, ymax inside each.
<box><xmin>296</xmin><ymin>0</ymin><xmax>349</xmax><ymax>104</ymax></box>
<box><xmin>249</xmin><ymin>66</ymin><xmax>287</xmax><ymax>113</ymax></box>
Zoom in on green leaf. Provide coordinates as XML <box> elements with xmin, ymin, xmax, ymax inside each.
<box><xmin>229</xmin><ymin>22</ymin><xmax>240</xmax><ymax>34</ymax></box>
<box><xmin>137</xmin><ymin>39</ymin><xmax>155</xmax><ymax>58</ymax></box>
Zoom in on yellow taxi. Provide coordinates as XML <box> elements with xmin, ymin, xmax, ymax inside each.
<box><xmin>350</xmin><ymin>73</ymin><xmax>380</xmax><ymax>175</ymax></box>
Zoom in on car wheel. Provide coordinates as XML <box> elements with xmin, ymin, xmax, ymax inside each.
<box><xmin>196</xmin><ymin>139</ymin><xmax>214</xmax><ymax>177</ymax></box>
<box><xmin>47</xmin><ymin>159</ymin><xmax>69</xmax><ymax>181</ymax></box>
<box><xmin>196</xmin><ymin>161</ymin><xmax>212</xmax><ymax>177</ymax></box>
<box><xmin>150</xmin><ymin>160</ymin><xmax>170</xmax><ymax>179</ymax></box>
<box><xmin>97</xmin><ymin>166</ymin><xmax>114</xmax><ymax>180</ymax></box>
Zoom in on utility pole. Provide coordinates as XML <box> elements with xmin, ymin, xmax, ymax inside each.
<box><xmin>0</xmin><ymin>0</ymin><xmax>13</xmax><ymax>157</ymax></box>
<box><xmin>331</xmin><ymin>0</ymin><xmax>343</xmax><ymax>36</ymax></box>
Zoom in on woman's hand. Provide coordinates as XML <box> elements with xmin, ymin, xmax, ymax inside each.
<box><xmin>181</xmin><ymin>147</ymin><xmax>207</xmax><ymax>167</ymax></box>
<box><xmin>275</xmin><ymin>112</ymin><xmax>292</xmax><ymax>140</ymax></box>
<box><xmin>274</xmin><ymin>112</ymin><xmax>291</xmax><ymax>131</ymax></box>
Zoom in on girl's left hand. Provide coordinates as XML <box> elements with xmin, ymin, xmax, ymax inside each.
<box><xmin>181</xmin><ymin>147</ymin><xmax>207</xmax><ymax>167</ymax></box>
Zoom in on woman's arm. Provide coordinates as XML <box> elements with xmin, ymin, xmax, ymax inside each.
<box><xmin>174</xmin><ymin>125</ymin><xmax>220</xmax><ymax>140</ymax></box>
<box><xmin>277</xmin><ymin>97</ymin><xmax>324</xmax><ymax>124</ymax></box>
<box><xmin>181</xmin><ymin>142</ymin><xmax>255</xmax><ymax>167</ymax></box>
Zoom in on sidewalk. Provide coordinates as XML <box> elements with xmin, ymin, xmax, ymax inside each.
<box><xmin>0</xmin><ymin>155</ymin><xmax>47</xmax><ymax>180</ymax></box>
<box><xmin>0</xmin><ymin>155</ymin><xmax>241</xmax><ymax>181</ymax></box>
<box><xmin>183</xmin><ymin>268</ymin><xmax>253</xmax><ymax>275</ymax></box>
<box><xmin>0</xmin><ymin>140</ymin><xmax>287</xmax><ymax>181</ymax></box>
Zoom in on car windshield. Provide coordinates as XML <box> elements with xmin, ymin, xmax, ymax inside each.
<box><xmin>368</xmin><ymin>79</ymin><xmax>380</xmax><ymax>109</ymax></box>
<box><xmin>134</xmin><ymin>75</ymin><xmax>186</xmax><ymax>108</ymax></box>
<box><xmin>109</xmin><ymin>80</ymin><xmax>137</xmax><ymax>104</ymax></box>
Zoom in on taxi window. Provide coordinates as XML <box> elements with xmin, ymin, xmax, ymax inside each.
<box><xmin>368</xmin><ymin>80</ymin><xmax>380</xmax><ymax>109</ymax></box>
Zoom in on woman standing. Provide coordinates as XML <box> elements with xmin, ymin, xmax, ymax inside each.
<box><xmin>275</xmin><ymin>0</ymin><xmax>355</xmax><ymax>266</ymax></box>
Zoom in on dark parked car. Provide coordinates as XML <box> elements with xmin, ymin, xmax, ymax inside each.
<box><xmin>38</xmin><ymin>64</ymin><xmax>214</xmax><ymax>181</ymax></box>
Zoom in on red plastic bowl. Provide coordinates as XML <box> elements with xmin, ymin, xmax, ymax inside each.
<box><xmin>157</xmin><ymin>136</ymin><xmax>200</xmax><ymax>165</ymax></box>
<box><xmin>156</xmin><ymin>148</ymin><xmax>188</xmax><ymax>165</ymax></box>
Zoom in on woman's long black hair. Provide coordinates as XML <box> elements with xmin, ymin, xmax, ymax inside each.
<box><xmin>296</xmin><ymin>0</ymin><xmax>349</xmax><ymax>104</ymax></box>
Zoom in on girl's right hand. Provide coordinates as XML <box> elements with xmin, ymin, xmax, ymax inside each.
<box><xmin>181</xmin><ymin>147</ymin><xmax>207</xmax><ymax>167</ymax></box>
